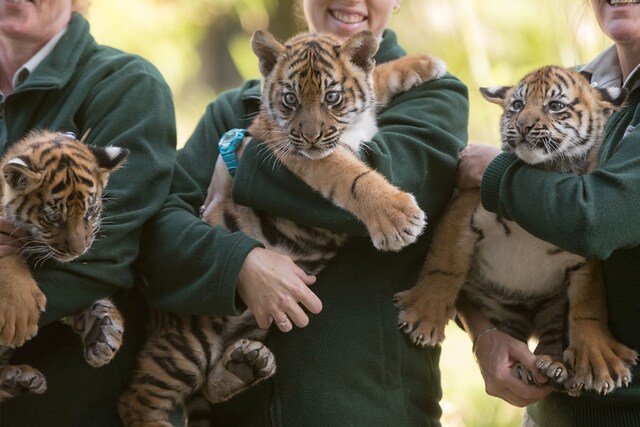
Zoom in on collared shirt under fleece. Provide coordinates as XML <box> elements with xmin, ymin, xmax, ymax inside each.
<box><xmin>0</xmin><ymin>13</ymin><xmax>176</xmax><ymax>426</ymax></box>
<box><xmin>480</xmin><ymin>45</ymin><xmax>640</xmax><ymax>427</ymax></box>
<box><xmin>140</xmin><ymin>30</ymin><xmax>468</xmax><ymax>427</ymax></box>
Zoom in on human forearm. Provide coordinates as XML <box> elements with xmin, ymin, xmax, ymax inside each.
<box><xmin>457</xmin><ymin>294</ymin><xmax>553</xmax><ymax>407</ymax></box>
<box><xmin>233</xmin><ymin>75</ymin><xmax>468</xmax><ymax>235</ymax></box>
<box><xmin>481</xmin><ymin>133</ymin><xmax>640</xmax><ymax>258</ymax></box>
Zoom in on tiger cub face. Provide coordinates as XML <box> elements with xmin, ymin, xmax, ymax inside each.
<box><xmin>480</xmin><ymin>66</ymin><xmax>627</xmax><ymax>167</ymax></box>
<box><xmin>1</xmin><ymin>130</ymin><xmax>128</xmax><ymax>262</ymax></box>
<box><xmin>251</xmin><ymin>30</ymin><xmax>379</xmax><ymax>160</ymax></box>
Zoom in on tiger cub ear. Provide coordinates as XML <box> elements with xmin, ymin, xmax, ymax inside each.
<box><xmin>88</xmin><ymin>145</ymin><xmax>129</xmax><ymax>186</ymax></box>
<box><xmin>251</xmin><ymin>30</ymin><xmax>285</xmax><ymax>77</ymax></box>
<box><xmin>2</xmin><ymin>158</ymin><xmax>43</xmax><ymax>193</ymax></box>
<box><xmin>340</xmin><ymin>30</ymin><xmax>378</xmax><ymax>74</ymax></box>
<box><xmin>479</xmin><ymin>86</ymin><xmax>513</xmax><ymax>106</ymax></box>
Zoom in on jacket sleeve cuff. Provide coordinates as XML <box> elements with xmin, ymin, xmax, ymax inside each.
<box><xmin>480</xmin><ymin>153</ymin><xmax>517</xmax><ymax>214</ymax></box>
<box><xmin>219</xmin><ymin>233</ymin><xmax>264</xmax><ymax>314</ymax></box>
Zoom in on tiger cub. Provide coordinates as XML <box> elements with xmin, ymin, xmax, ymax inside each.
<box><xmin>118</xmin><ymin>30</ymin><xmax>445</xmax><ymax>426</ymax></box>
<box><xmin>0</xmin><ymin>130</ymin><xmax>128</xmax><ymax>400</ymax></box>
<box><xmin>394</xmin><ymin>66</ymin><xmax>638</xmax><ymax>395</ymax></box>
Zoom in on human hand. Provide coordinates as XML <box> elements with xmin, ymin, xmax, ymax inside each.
<box><xmin>474</xmin><ymin>328</ymin><xmax>554</xmax><ymax>407</ymax></box>
<box><xmin>0</xmin><ymin>217</ymin><xmax>26</xmax><ymax>257</ymax></box>
<box><xmin>201</xmin><ymin>136</ymin><xmax>252</xmax><ymax>221</ymax></box>
<box><xmin>237</xmin><ymin>247</ymin><xmax>321</xmax><ymax>332</ymax></box>
<box><xmin>456</xmin><ymin>144</ymin><xmax>501</xmax><ymax>189</ymax></box>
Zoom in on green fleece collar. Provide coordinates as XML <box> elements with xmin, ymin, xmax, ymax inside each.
<box><xmin>16</xmin><ymin>13</ymin><xmax>91</xmax><ymax>92</ymax></box>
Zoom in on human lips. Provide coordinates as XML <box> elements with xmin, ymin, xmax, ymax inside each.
<box><xmin>608</xmin><ymin>0</ymin><xmax>640</xmax><ymax>5</ymax></box>
<box><xmin>329</xmin><ymin>9</ymin><xmax>366</xmax><ymax>25</ymax></box>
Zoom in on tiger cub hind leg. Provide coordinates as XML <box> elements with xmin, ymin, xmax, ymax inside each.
<box><xmin>117</xmin><ymin>330</ymin><xmax>208</xmax><ymax>427</ymax></box>
<box><xmin>185</xmin><ymin>393</ymin><xmax>215</xmax><ymax>427</ymax></box>
<box><xmin>203</xmin><ymin>338</ymin><xmax>276</xmax><ymax>404</ymax></box>
<box><xmin>561</xmin><ymin>330</ymin><xmax>638</xmax><ymax>396</ymax></box>
<box><xmin>394</xmin><ymin>190</ymin><xmax>480</xmax><ymax>346</ymax></box>
<box><xmin>61</xmin><ymin>298</ymin><xmax>124</xmax><ymax>367</ymax></box>
<box><xmin>0</xmin><ymin>364</ymin><xmax>46</xmax><ymax>401</ymax></box>
<box><xmin>374</xmin><ymin>54</ymin><xmax>447</xmax><ymax>106</ymax></box>
<box><xmin>556</xmin><ymin>259</ymin><xmax>637</xmax><ymax>395</ymax></box>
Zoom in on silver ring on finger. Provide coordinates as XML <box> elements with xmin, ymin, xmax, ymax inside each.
<box><xmin>277</xmin><ymin>317</ymin><xmax>289</xmax><ymax>327</ymax></box>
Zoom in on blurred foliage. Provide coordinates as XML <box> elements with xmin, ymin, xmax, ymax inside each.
<box><xmin>87</xmin><ymin>0</ymin><xmax>608</xmax><ymax>147</ymax></box>
<box><xmin>86</xmin><ymin>1</ymin><xmax>610</xmax><ymax>426</ymax></box>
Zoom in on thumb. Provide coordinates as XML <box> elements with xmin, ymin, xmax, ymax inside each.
<box><xmin>509</xmin><ymin>343</ymin><xmax>549</xmax><ymax>385</ymax></box>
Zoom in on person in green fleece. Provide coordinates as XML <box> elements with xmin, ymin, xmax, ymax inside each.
<box><xmin>456</xmin><ymin>1</ymin><xmax>640</xmax><ymax>426</ymax></box>
<box><xmin>139</xmin><ymin>0</ymin><xmax>468</xmax><ymax>425</ymax></box>
<box><xmin>0</xmin><ymin>0</ymin><xmax>176</xmax><ymax>425</ymax></box>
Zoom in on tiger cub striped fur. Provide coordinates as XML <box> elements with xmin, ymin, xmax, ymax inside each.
<box><xmin>118</xmin><ymin>30</ymin><xmax>446</xmax><ymax>426</ymax></box>
<box><xmin>0</xmin><ymin>130</ymin><xmax>128</xmax><ymax>400</ymax></box>
<box><xmin>395</xmin><ymin>65</ymin><xmax>638</xmax><ymax>395</ymax></box>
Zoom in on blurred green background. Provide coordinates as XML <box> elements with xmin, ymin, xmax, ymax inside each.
<box><xmin>85</xmin><ymin>1</ymin><xmax>610</xmax><ymax>426</ymax></box>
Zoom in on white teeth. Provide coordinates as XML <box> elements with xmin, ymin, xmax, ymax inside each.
<box><xmin>609</xmin><ymin>0</ymin><xmax>640</xmax><ymax>4</ymax></box>
<box><xmin>331</xmin><ymin>11</ymin><xmax>365</xmax><ymax>24</ymax></box>
<box><xmin>7</xmin><ymin>0</ymin><xmax>29</xmax><ymax>3</ymax></box>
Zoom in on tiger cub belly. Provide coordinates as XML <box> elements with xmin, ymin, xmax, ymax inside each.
<box><xmin>472</xmin><ymin>207</ymin><xmax>584</xmax><ymax>297</ymax></box>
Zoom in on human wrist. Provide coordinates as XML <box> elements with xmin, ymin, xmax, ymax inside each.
<box><xmin>472</xmin><ymin>326</ymin><xmax>499</xmax><ymax>361</ymax></box>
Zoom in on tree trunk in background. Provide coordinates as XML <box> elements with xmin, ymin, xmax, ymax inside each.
<box><xmin>197</xmin><ymin>0</ymin><xmax>302</xmax><ymax>94</ymax></box>
<box><xmin>198</xmin><ymin>17</ymin><xmax>244</xmax><ymax>94</ymax></box>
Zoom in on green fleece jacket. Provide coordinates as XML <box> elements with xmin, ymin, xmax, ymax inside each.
<box><xmin>481</xmin><ymin>53</ymin><xmax>640</xmax><ymax>426</ymax></box>
<box><xmin>141</xmin><ymin>30</ymin><xmax>468</xmax><ymax>426</ymax></box>
<box><xmin>0</xmin><ymin>13</ymin><xmax>176</xmax><ymax>426</ymax></box>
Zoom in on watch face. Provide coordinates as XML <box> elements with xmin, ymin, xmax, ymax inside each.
<box><xmin>219</xmin><ymin>129</ymin><xmax>244</xmax><ymax>150</ymax></box>
<box><xmin>219</xmin><ymin>130</ymin><xmax>237</xmax><ymax>149</ymax></box>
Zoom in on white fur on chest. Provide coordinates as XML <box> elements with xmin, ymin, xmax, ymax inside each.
<box><xmin>339</xmin><ymin>110</ymin><xmax>378</xmax><ymax>153</ymax></box>
<box><xmin>473</xmin><ymin>207</ymin><xmax>584</xmax><ymax>297</ymax></box>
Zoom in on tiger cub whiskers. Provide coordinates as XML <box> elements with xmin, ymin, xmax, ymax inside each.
<box><xmin>394</xmin><ymin>65</ymin><xmax>638</xmax><ymax>395</ymax></box>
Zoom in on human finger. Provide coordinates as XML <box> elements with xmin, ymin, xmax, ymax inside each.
<box><xmin>274</xmin><ymin>315</ymin><xmax>294</xmax><ymax>332</ymax></box>
<box><xmin>253</xmin><ymin>310</ymin><xmax>274</xmax><ymax>330</ymax></box>
<box><xmin>294</xmin><ymin>285</ymin><xmax>322</xmax><ymax>315</ymax></box>
<box><xmin>0</xmin><ymin>234</ymin><xmax>21</xmax><ymax>256</ymax></box>
<box><xmin>284</xmin><ymin>304</ymin><xmax>310</xmax><ymax>328</ymax></box>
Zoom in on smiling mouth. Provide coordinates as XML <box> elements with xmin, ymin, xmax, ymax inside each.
<box><xmin>330</xmin><ymin>10</ymin><xmax>366</xmax><ymax>25</ymax></box>
<box><xmin>609</xmin><ymin>0</ymin><xmax>640</xmax><ymax>4</ymax></box>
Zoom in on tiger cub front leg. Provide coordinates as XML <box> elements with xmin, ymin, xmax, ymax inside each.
<box><xmin>62</xmin><ymin>298</ymin><xmax>124</xmax><ymax>367</ymax></box>
<box><xmin>558</xmin><ymin>259</ymin><xmax>638</xmax><ymax>395</ymax></box>
<box><xmin>0</xmin><ymin>256</ymin><xmax>46</xmax><ymax>347</ymax></box>
<box><xmin>374</xmin><ymin>54</ymin><xmax>447</xmax><ymax>106</ymax></box>
<box><xmin>394</xmin><ymin>190</ymin><xmax>479</xmax><ymax>346</ymax></box>
<box><xmin>280</xmin><ymin>146</ymin><xmax>426</xmax><ymax>252</ymax></box>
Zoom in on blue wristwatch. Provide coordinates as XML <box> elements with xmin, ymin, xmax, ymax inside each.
<box><xmin>217</xmin><ymin>128</ymin><xmax>247</xmax><ymax>177</ymax></box>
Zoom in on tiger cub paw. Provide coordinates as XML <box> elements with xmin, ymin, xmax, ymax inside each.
<box><xmin>392</xmin><ymin>54</ymin><xmax>447</xmax><ymax>92</ymax></box>
<box><xmin>68</xmin><ymin>298</ymin><xmax>124</xmax><ymax>367</ymax></box>
<box><xmin>224</xmin><ymin>339</ymin><xmax>276</xmax><ymax>385</ymax></box>
<box><xmin>531</xmin><ymin>355</ymin><xmax>569</xmax><ymax>387</ymax></box>
<box><xmin>0</xmin><ymin>365</ymin><xmax>46</xmax><ymax>401</ymax></box>
<box><xmin>394</xmin><ymin>289</ymin><xmax>453</xmax><ymax>347</ymax></box>
<box><xmin>0</xmin><ymin>274</ymin><xmax>46</xmax><ymax>347</ymax></box>
<box><xmin>563</xmin><ymin>336</ymin><xmax>637</xmax><ymax>395</ymax></box>
<box><xmin>366</xmin><ymin>191</ymin><xmax>426</xmax><ymax>252</ymax></box>
<box><xmin>375</xmin><ymin>53</ymin><xmax>447</xmax><ymax>106</ymax></box>
<box><xmin>204</xmin><ymin>339</ymin><xmax>276</xmax><ymax>404</ymax></box>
